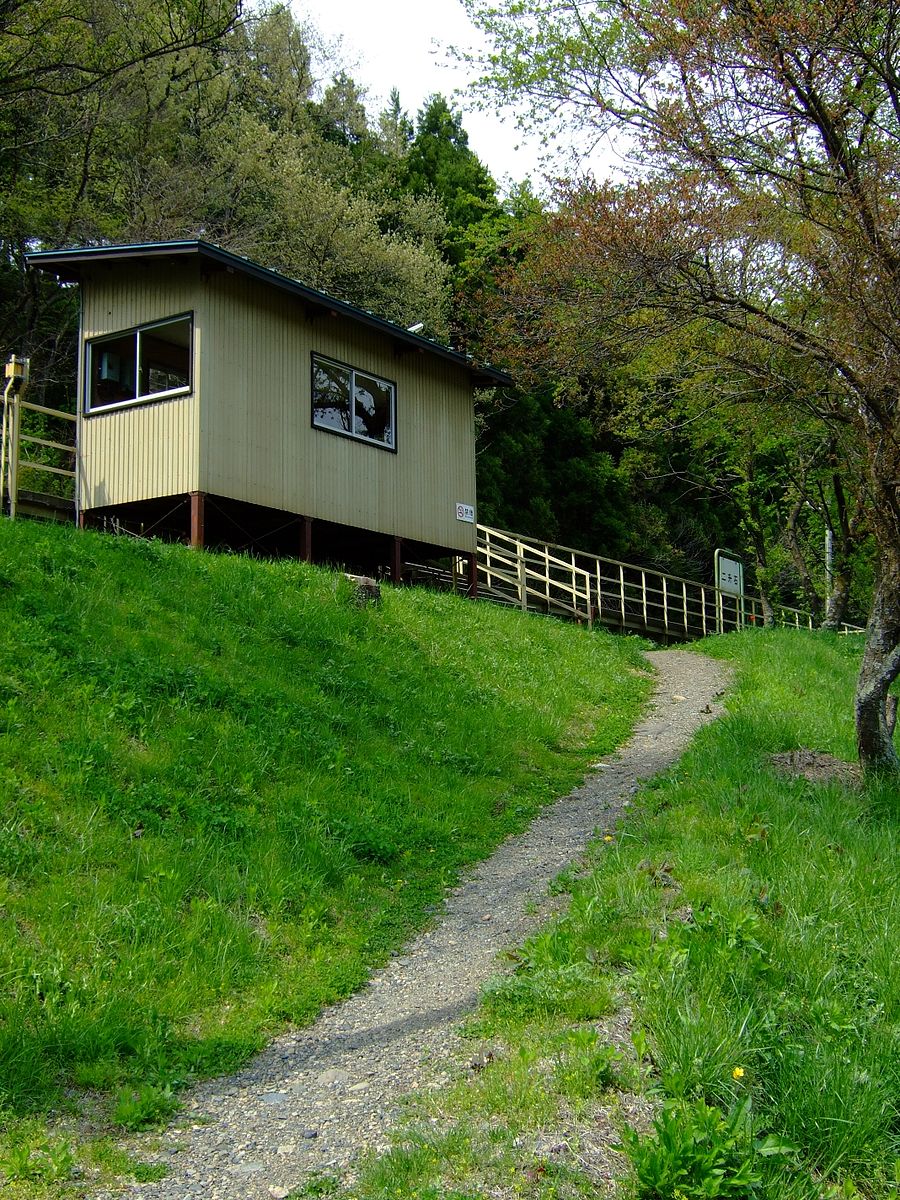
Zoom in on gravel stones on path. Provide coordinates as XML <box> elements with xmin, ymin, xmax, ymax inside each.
<box><xmin>102</xmin><ymin>649</ymin><xmax>731</xmax><ymax>1200</ymax></box>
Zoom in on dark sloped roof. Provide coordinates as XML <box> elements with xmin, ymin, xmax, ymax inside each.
<box><xmin>26</xmin><ymin>239</ymin><xmax>513</xmax><ymax>388</ymax></box>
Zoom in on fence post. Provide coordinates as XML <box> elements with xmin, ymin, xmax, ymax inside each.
<box><xmin>9</xmin><ymin>390</ymin><xmax>20</xmax><ymax>520</ymax></box>
<box><xmin>517</xmin><ymin>541</ymin><xmax>527</xmax><ymax>612</ymax></box>
<box><xmin>619</xmin><ymin>564</ymin><xmax>626</xmax><ymax>626</ymax></box>
<box><xmin>0</xmin><ymin>384</ymin><xmax>8</xmax><ymax>513</ymax></box>
<box><xmin>683</xmin><ymin>580</ymin><xmax>689</xmax><ymax>635</ymax></box>
<box><xmin>662</xmin><ymin>575</ymin><xmax>669</xmax><ymax>635</ymax></box>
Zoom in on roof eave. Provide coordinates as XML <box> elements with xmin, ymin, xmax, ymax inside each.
<box><xmin>25</xmin><ymin>241</ymin><xmax>514</xmax><ymax>387</ymax></box>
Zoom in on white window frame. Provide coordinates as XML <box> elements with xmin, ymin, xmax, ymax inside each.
<box><xmin>85</xmin><ymin>313</ymin><xmax>193</xmax><ymax>414</ymax></box>
<box><xmin>311</xmin><ymin>353</ymin><xmax>397</xmax><ymax>452</ymax></box>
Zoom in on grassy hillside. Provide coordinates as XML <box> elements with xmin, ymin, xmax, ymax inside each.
<box><xmin>334</xmin><ymin>631</ymin><xmax>899</xmax><ymax>1200</ymax></box>
<box><xmin>0</xmin><ymin>519</ymin><xmax>650</xmax><ymax>1145</ymax></box>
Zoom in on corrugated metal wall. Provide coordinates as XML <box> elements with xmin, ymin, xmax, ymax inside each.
<box><xmin>79</xmin><ymin>265</ymin><xmax>200</xmax><ymax>508</ymax></box>
<box><xmin>199</xmin><ymin>271</ymin><xmax>477</xmax><ymax>552</ymax></box>
<box><xmin>79</xmin><ymin>260</ymin><xmax>478</xmax><ymax>553</ymax></box>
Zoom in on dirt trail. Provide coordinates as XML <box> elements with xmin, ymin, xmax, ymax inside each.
<box><xmin>101</xmin><ymin>649</ymin><xmax>731</xmax><ymax>1200</ymax></box>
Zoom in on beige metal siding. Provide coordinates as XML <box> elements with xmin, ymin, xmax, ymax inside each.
<box><xmin>199</xmin><ymin>272</ymin><xmax>477</xmax><ymax>552</ymax></box>
<box><xmin>79</xmin><ymin>265</ymin><xmax>200</xmax><ymax>508</ymax></box>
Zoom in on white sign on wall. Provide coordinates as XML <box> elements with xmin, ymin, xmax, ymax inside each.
<box><xmin>455</xmin><ymin>503</ymin><xmax>475</xmax><ymax>524</ymax></box>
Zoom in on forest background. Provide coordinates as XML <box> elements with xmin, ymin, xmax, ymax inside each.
<box><xmin>2</xmin><ymin>0</ymin><xmax>869</xmax><ymax>634</ymax></box>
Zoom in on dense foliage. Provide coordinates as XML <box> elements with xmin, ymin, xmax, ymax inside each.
<box><xmin>2</xmin><ymin>0</ymin><xmax>887</xmax><ymax>745</ymax></box>
<box><xmin>465</xmin><ymin>0</ymin><xmax>899</xmax><ymax>768</ymax></box>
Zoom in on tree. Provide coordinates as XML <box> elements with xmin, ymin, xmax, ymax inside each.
<box><xmin>465</xmin><ymin>0</ymin><xmax>900</xmax><ymax>773</ymax></box>
<box><xmin>402</xmin><ymin>95</ymin><xmax>501</xmax><ymax>267</ymax></box>
<box><xmin>0</xmin><ymin>0</ymin><xmax>240</xmax><ymax>106</ymax></box>
<box><xmin>0</xmin><ymin>0</ymin><xmax>242</xmax><ymax>400</ymax></box>
<box><xmin>476</xmin><ymin>386</ymin><xmax>636</xmax><ymax>555</ymax></box>
<box><xmin>4</xmin><ymin>2</ymin><xmax>454</xmax><ymax>390</ymax></box>
<box><xmin>376</xmin><ymin>89</ymin><xmax>414</xmax><ymax>158</ymax></box>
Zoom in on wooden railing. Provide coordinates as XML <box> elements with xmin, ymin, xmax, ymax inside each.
<box><xmin>473</xmin><ymin>525</ymin><xmax>863</xmax><ymax>640</ymax></box>
<box><xmin>2</xmin><ymin>359</ymin><xmax>76</xmax><ymax>519</ymax></box>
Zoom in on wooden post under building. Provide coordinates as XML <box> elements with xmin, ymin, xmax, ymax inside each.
<box><xmin>189</xmin><ymin>491</ymin><xmax>205</xmax><ymax>549</ymax></box>
<box><xmin>301</xmin><ymin>515</ymin><xmax>313</xmax><ymax>562</ymax></box>
<box><xmin>467</xmin><ymin>552</ymin><xmax>478</xmax><ymax>599</ymax></box>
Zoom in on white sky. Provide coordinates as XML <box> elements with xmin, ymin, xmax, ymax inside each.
<box><xmin>294</xmin><ymin>0</ymin><xmax>555</xmax><ymax>191</ymax></box>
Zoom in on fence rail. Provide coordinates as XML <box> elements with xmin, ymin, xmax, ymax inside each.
<box><xmin>2</xmin><ymin>358</ymin><xmax>77</xmax><ymax>520</ymax></box>
<box><xmin>472</xmin><ymin>525</ymin><xmax>863</xmax><ymax>640</ymax></box>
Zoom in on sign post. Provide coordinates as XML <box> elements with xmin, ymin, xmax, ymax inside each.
<box><xmin>714</xmin><ymin>549</ymin><xmax>745</xmax><ymax>633</ymax></box>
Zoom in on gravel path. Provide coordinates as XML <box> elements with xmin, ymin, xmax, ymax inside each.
<box><xmin>103</xmin><ymin>649</ymin><xmax>730</xmax><ymax>1200</ymax></box>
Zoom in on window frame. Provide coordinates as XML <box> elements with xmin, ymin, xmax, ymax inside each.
<box><xmin>84</xmin><ymin>313</ymin><xmax>194</xmax><ymax>415</ymax></box>
<box><xmin>311</xmin><ymin>352</ymin><xmax>397</xmax><ymax>453</ymax></box>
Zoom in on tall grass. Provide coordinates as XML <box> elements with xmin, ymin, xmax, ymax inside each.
<box><xmin>564</xmin><ymin>632</ymin><xmax>898</xmax><ymax>1195</ymax></box>
<box><xmin>0</xmin><ymin>518</ymin><xmax>650</xmax><ymax>1125</ymax></box>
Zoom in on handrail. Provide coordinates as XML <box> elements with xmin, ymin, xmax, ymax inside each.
<box><xmin>476</xmin><ymin>524</ymin><xmax>864</xmax><ymax>639</ymax></box>
<box><xmin>21</xmin><ymin>400</ymin><xmax>77</xmax><ymax>422</ymax></box>
<box><xmin>479</xmin><ymin>525</ymin><xmax>593</xmax><ymax>622</ymax></box>
<box><xmin>2</xmin><ymin>359</ymin><xmax>77</xmax><ymax>518</ymax></box>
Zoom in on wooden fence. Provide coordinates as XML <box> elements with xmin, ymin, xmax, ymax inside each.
<box><xmin>473</xmin><ymin>525</ymin><xmax>863</xmax><ymax>640</ymax></box>
<box><xmin>1</xmin><ymin>358</ymin><xmax>76</xmax><ymax>519</ymax></box>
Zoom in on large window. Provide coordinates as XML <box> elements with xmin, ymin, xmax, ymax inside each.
<box><xmin>312</xmin><ymin>354</ymin><xmax>396</xmax><ymax>451</ymax></box>
<box><xmin>86</xmin><ymin>315</ymin><xmax>192</xmax><ymax>413</ymax></box>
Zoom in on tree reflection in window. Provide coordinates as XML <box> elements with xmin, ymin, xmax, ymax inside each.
<box><xmin>354</xmin><ymin>373</ymin><xmax>393</xmax><ymax>444</ymax></box>
<box><xmin>312</xmin><ymin>358</ymin><xmax>352</xmax><ymax>434</ymax></box>
<box><xmin>312</xmin><ymin>355</ymin><xmax>395</xmax><ymax>449</ymax></box>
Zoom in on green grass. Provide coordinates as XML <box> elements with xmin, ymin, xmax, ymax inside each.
<box><xmin>0</xmin><ymin>518</ymin><xmax>651</xmax><ymax>1190</ymax></box>
<box><xmin>334</xmin><ymin>630</ymin><xmax>899</xmax><ymax>1200</ymax></box>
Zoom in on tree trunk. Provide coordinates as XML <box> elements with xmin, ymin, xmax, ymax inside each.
<box><xmin>821</xmin><ymin>569</ymin><xmax>851</xmax><ymax>631</ymax></box>
<box><xmin>785</xmin><ymin>498</ymin><xmax>823</xmax><ymax>618</ymax></box>
<box><xmin>759</xmin><ymin>591</ymin><xmax>776</xmax><ymax>628</ymax></box>
<box><xmin>747</xmin><ymin>494</ymin><xmax>776</xmax><ymax>627</ymax></box>
<box><xmin>856</xmin><ymin>569</ymin><xmax>900</xmax><ymax>774</ymax></box>
<box><xmin>820</xmin><ymin>458</ymin><xmax>862</xmax><ymax>632</ymax></box>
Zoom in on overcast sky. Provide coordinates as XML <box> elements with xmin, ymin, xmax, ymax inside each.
<box><xmin>294</xmin><ymin>0</ymin><xmax>555</xmax><ymax>189</ymax></box>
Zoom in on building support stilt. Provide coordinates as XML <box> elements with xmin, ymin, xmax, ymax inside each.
<box><xmin>391</xmin><ymin>536</ymin><xmax>403</xmax><ymax>584</ymax></box>
<box><xmin>189</xmin><ymin>491</ymin><xmax>205</xmax><ymax>549</ymax></box>
<box><xmin>301</xmin><ymin>515</ymin><xmax>313</xmax><ymax>563</ymax></box>
<box><xmin>467</xmin><ymin>551</ymin><xmax>478</xmax><ymax>599</ymax></box>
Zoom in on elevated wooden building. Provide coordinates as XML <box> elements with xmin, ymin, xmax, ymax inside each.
<box><xmin>27</xmin><ymin>241</ymin><xmax>510</xmax><ymax>586</ymax></box>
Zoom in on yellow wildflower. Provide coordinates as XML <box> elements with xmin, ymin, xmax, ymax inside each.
<box><xmin>732</xmin><ymin>1066</ymin><xmax>745</xmax><ymax>1079</ymax></box>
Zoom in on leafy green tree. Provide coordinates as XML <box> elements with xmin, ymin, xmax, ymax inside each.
<box><xmin>0</xmin><ymin>0</ymin><xmax>240</xmax><ymax>105</ymax></box>
<box><xmin>376</xmin><ymin>89</ymin><xmax>414</xmax><ymax>158</ymax></box>
<box><xmin>316</xmin><ymin>71</ymin><xmax>369</xmax><ymax>147</ymax></box>
<box><xmin>402</xmin><ymin>95</ymin><xmax>501</xmax><ymax>268</ymax></box>
<box><xmin>0</xmin><ymin>0</ymin><xmax>241</xmax><ymax>397</ymax></box>
<box><xmin>481</xmin><ymin>206</ymin><xmax>872</xmax><ymax>624</ymax></box>
<box><xmin>465</xmin><ymin>0</ymin><xmax>900</xmax><ymax>772</ymax></box>
<box><xmin>477</xmin><ymin>387</ymin><xmax>632</xmax><ymax>554</ymax></box>
<box><xmin>5</xmin><ymin>3</ymin><xmax>454</xmax><ymax>392</ymax></box>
